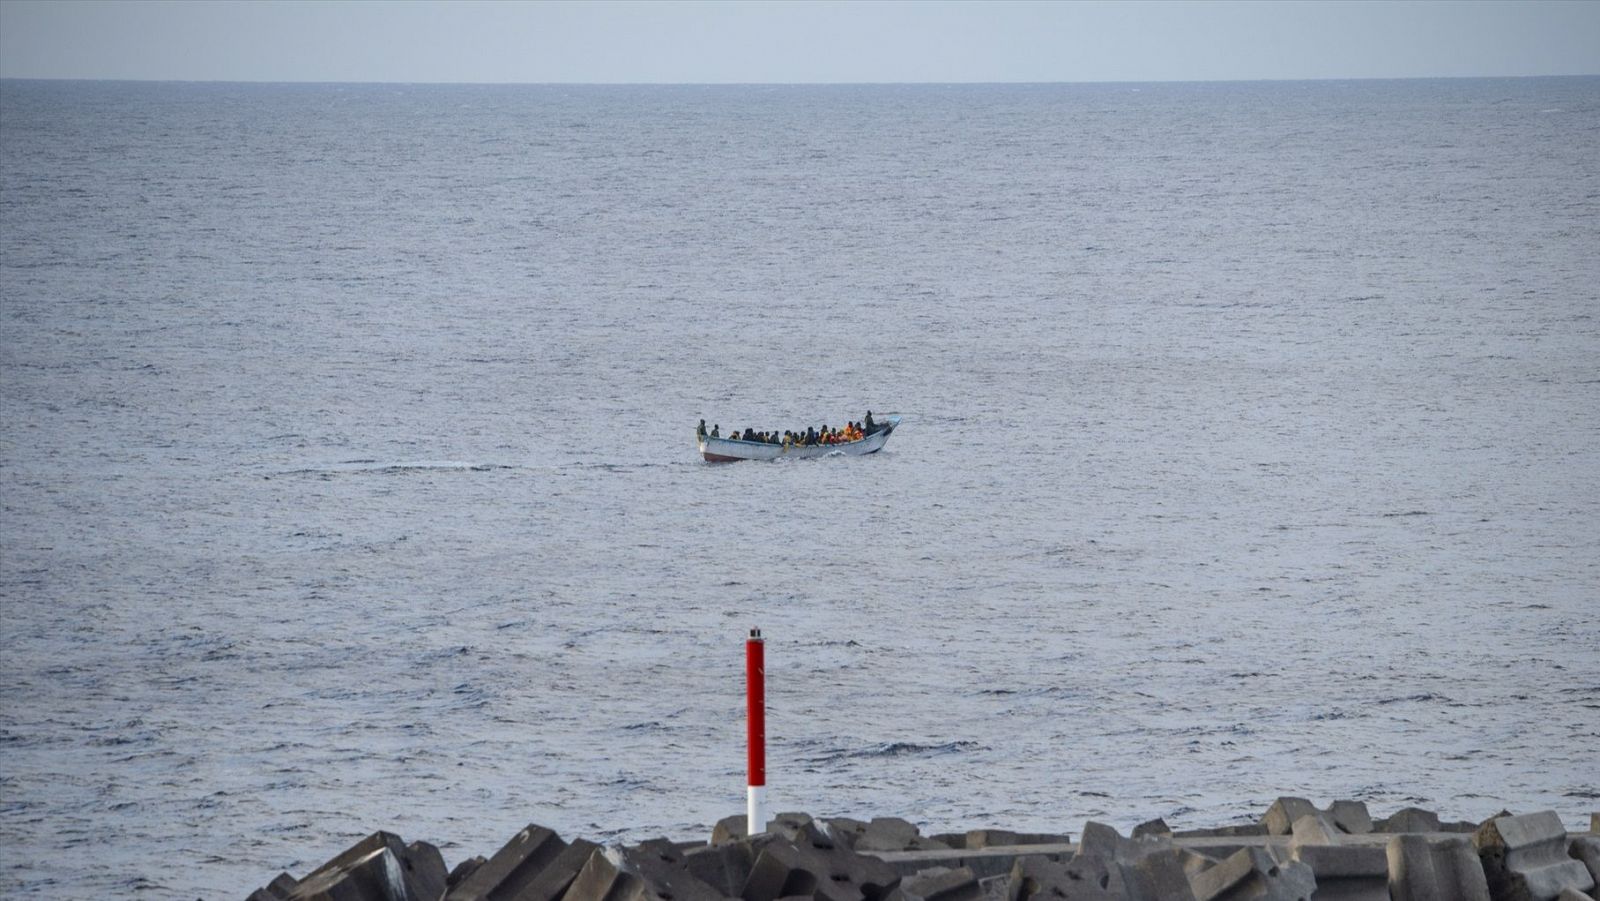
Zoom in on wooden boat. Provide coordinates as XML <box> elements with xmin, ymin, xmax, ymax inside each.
<box><xmin>697</xmin><ymin>416</ymin><xmax>901</xmax><ymax>463</ymax></box>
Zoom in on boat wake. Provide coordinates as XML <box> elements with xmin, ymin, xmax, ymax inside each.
<box><xmin>278</xmin><ymin>460</ymin><xmax>517</xmax><ymax>476</ymax></box>
<box><xmin>804</xmin><ymin>740</ymin><xmax>984</xmax><ymax>763</ymax></box>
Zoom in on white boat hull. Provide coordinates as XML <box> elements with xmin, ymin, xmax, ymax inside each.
<box><xmin>697</xmin><ymin>417</ymin><xmax>900</xmax><ymax>462</ymax></box>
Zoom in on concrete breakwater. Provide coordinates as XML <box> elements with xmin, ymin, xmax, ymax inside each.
<box><xmin>248</xmin><ymin>800</ymin><xmax>1600</xmax><ymax>901</ymax></box>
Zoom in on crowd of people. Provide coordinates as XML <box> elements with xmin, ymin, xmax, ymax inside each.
<box><xmin>697</xmin><ymin>411</ymin><xmax>883</xmax><ymax>447</ymax></box>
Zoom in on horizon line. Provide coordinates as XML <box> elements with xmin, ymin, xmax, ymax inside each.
<box><xmin>4</xmin><ymin>73</ymin><xmax>1597</xmax><ymax>88</ymax></box>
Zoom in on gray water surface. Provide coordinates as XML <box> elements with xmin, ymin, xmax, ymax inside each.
<box><xmin>2</xmin><ymin>79</ymin><xmax>1598</xmax><ymax>898</ymax></box>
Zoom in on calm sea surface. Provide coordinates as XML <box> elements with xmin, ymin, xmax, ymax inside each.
<box><xmin>2</xmin><ymin>79</ymin><xmax>1598</xmax><ymax>898</ymax></box>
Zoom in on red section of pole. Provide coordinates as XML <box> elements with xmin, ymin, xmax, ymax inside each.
<box><xmin>746</xmin><ymin>627</ymin><xmax>766</xmax><ymax>788</ymax></box>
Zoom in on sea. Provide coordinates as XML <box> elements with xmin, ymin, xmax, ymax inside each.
<box><xmin>1</xmin><ymin>78</ymin><xmax>1597</xmax><ymax>898</ymax></box>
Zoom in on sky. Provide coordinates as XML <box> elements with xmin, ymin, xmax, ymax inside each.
<box><xmin>0</xmin><ymin>0</ymin><xmax>1597</xmax><ymax>84</ymax></box>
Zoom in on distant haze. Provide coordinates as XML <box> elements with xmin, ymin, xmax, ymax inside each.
<box><xmin>1</xmin><ymin>0</ymin><xmax>1597</xmax><ymax>84</ymax></box>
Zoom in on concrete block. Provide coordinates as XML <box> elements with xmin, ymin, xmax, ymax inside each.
<box><xmin>1289</xmin><ymin>843</ymin><xmax>1385</xmax><ymax>886</ymax></box>
<box><xmin>769</xmin><ymin>813</ymin><xmax>816</xmax><ymax>840</ymax></box>
<box><xmin>930</xmin><ymin>835</ymin><xmax>969</xmax><ymax>851</ymax></box>
<box><xmin>1572</xmin><ymin>837</ymin><xmax>1600</xmax><ymax>887</ymax></box>
<box><xmin>714</xmin><ymin>816</ymin><xmax>751</xmax><ymax>846</ymax></box>
<box><xmin>1375</xmin><ymin>809</ymin><xmax>1441</xmax><ymax>835</ymax></box>
<box><xmin>717</xmin><ymin>813</ymin><xmax>815</xmax><ymax>844</ymax></box>
<box><xmin>447</xmin><ymin>824</ymin><xmax>568</xmax><ymax>901</ymax></box>
<box><xmin>1181</xmin><ymin>851</ymin><xmax>1221</xmax><ymax>880</ymax></box>
<box><xmin>1592</xmin><ymin>816</ymin><xmax>1599</xmax><ymax>836</ymax></box>
<box><xmin>629</xmin><ymin>839</ymin><xmax>729</xmax><ymax>901</ymax></box>
<box><xmin>1175</xmin><ymin>826</ymin><xmax>1268</xmax><ymax>839</ymax></box>
<box><xmin>1187</xmin><ymin>847</ymin><xmax>1316</xmax><ymax>901</ymax></box>
<box><xmin>891</xmin><ymin>866</ymin><xmax>984</xmax><ymax>901</ymax></box>
<box><xmin>1475</xmin><ymin>811</ymin><xmax>1595</xmax><ymax>901</ymax></box>
<box><xmin>1324</xmin><ymin>803</ymin><xmax>1372</xmax><ymax>836</ymax></box>
<box><xmin>1262</xmin><ymin>799</ymin><xmax>1322</xmax><ymax>837</ymax></box>
<box><xmin>743</xmin><ymin>822</ymin><xmax>901</xmax><ymax>901</ymax></box>
<box><xmin>1132</xmin><ymin>819</ymin><xmax>1172</xmax><ymax>839</ymax></box>
<box><xmin>1072</xmin><ymin>822</ymin><xmax>1194</xmax><ymax>900</ymax></box>
<box><xmin>404</xmin><ymin>841</ymin><xmax>448</xmax><ymax>901</ymax></box>
<box><xmin>1121</xmin><ymin>850</ymin><xmax>1197</xmax><ymax>901</ymax></box>
<box><xmin>967</xmin><ymin>831</ymin><xmax>1025</xmax><ymax>851</ymax></box>
<box><xmin>684</xmin><ymin>841</ymin><xmax>757</xmax><ymax>897</ymax></box>
<box><xmin>448</xmin><ymin>859</ymin><xmax>487</xmax><ymax>893</ymax></box>
<box><xmin>1004</xmin><ymin>854</ymin><xmax>1123</xmax><ymax>901</ymax></box>
<box><xmin>1076</xmin><ymin>821</ymin><xmax>1169</xmax><ymax>863</ymax></box>
<box><xmin>299</xmin><ymin>832</ymin><xmax>410</xmax><ymax>885</ymax></box>
<box><xmin>248</xmin><ymin>872</ymin><xmax>299</xmax><ymax>900</ymax></box>
<box><xmin>566</xmin><ymin>840</ymin><xmax>726</xmax><ymax>901</ymax></box>
<box><xmin>565</xmin><ymin>848</ymin><xmax>645</xmax><ymax>901</ymax></box>
<box><xmin>511</xmin><ymin>839</ymin><xmax>602</xmax><ymax>901</ymax></box>
<box><xmin>862</xmin><ymin>818</ymin><xmax>919</xmax><ymax>852</ymax></box>
<box><xmin>977</xmin><ymin>875</ymin><xmax>1008</xmax><ymax>901</ymax></box>
<box><xmin>743</xmin><ymin>843</ymin><xmax>825</xmax><ymax>901</ymax></box>
<box><xmin>828</xmin><ymin>819</ymin><xmax>872</xmax><ymax>850</ymax></box>
<box><xmin>1287</xmin><ymin>816</ymin><xmax>1386</xmax><ymax>901</ymax></box>
<box><xmin>1482</xmin><ymin>812</ymin><xmax>1519</xmax><ymax>830</ymax></box>
<box><xmin>966</xmin><ymin>830</ymin><xmax>1072</xmax><ymax>850</ymax></box>
<box><xmin>856</xmin><ymin>818</ymin><xmax>950</xmax><ymax>853</ymax></box>
<box><xmin>287</xmin><ymin>831</ymin><xmax>445</xmax><ymax>901</ymax></box>
<box><xmin>1289</xmin><ymin>816</ymin><xmax>1341</xmax><ymax>848</ymax></box>
<box><xmin>1554</xmin><ymin>889</ymin><xmax>1594</xmax><ymax>901</ymax></box>
<box><xmin>1386</xmin><ymin>835</ymin><xmax>1489</xmax><ymax>901</ymax></box>
<box><xmin>286</xmin><ymin>845</ymin><xmax>431</xmax><ymax>901</ymax></box>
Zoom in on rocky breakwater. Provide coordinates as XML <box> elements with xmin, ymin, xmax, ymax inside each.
<box><xmin>247</xmin><ymin>801</ymin><xmax>1600</xmax><ymax>901</ymax></box>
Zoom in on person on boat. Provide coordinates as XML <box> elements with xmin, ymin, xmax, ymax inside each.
<box><xmin>864</xmin><ymin>411</ymin><xmax>876</xmax><ymax>434</ymax></box>
<box><xmin>742</xmin><ymin>427</ymin><xmax>755</xmax><ymax>441</ymax></box>
<box><xmin>710</xmin><ymin>424</ymin><xmax>720</xmax><ymax>438</ymax></box>
<box><xmin>697</xmin><ymin>419</ymin><xmax>707</xmax><ymax>440</ymax></box>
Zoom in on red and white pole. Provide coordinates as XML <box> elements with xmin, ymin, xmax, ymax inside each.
<box><xmin>746</xmin><ymin>626</ymin><xmax>767</xmax><ymax>834</ymax></box>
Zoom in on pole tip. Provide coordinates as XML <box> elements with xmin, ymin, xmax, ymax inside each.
<box><xmin>750</xmin><ymin>627</ymin><xmax>761</xmax><ymax>639</ymax></box>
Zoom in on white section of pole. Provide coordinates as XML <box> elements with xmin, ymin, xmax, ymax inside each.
<box><xmin>746</xmin><ymin>784</ymin><xmax>768</xmax><ymax>836</ymax></box>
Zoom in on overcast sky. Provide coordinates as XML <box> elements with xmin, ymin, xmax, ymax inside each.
<box><xmin>1</xmin><ymin>0</ymin><xmax>1597</xmax><ymax>84</ymax></box>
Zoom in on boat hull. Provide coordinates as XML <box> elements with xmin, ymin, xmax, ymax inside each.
<box><xmin>697</xmin><ymin>418</ymin><xmax>899</xmax><ymax>462</ymax></box>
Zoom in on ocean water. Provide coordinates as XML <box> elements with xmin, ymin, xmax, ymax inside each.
<box><xmin>1</xmin><ymin>78</ymin><xmax>1597</xmax><ymax>898</ymax></box>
